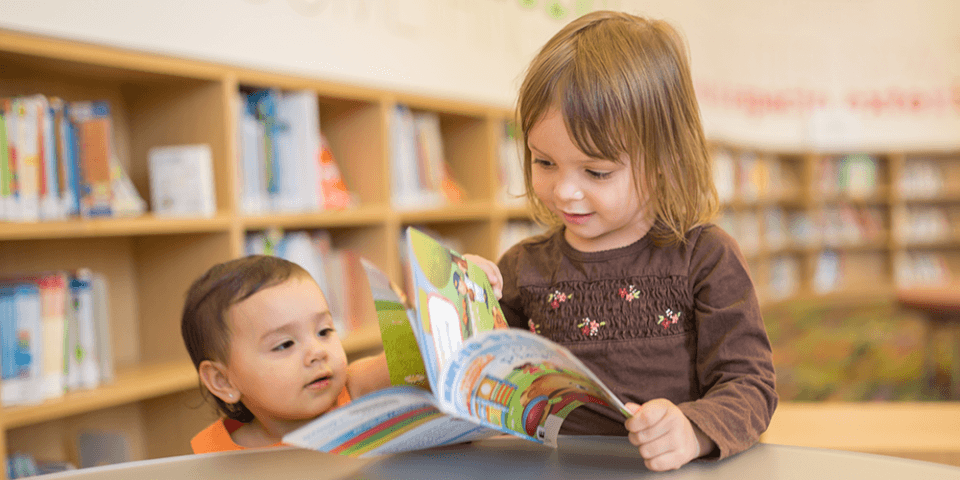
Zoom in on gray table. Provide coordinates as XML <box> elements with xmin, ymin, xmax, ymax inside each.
<box><xmin>39</xmin><ymin>436</ymin><xmax>960</xmax><ymax>479</ymax></box>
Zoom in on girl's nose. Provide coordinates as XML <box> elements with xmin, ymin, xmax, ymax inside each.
<box><xmin>555</xmin><ymin>177</ymin><xmax>584</xmax><ymax>201</ymax></box>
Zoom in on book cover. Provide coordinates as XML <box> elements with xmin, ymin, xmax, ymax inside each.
<box><xmin>69</xmin><ymin>101</ymin><xmax>113</xmax><ymax>217</ymax></box>
<box><xmin>282</xmin><ymin>227</ymin><xmax>628</xmax><ymax>457</ymax></box>
<box><xmin>147</xmin><ymin>144</ymin><xmax>216</xmax><ymax>217</ymax></box>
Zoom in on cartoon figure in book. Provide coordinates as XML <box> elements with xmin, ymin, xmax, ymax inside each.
<box><xmin>471</xmin><ymin>361</ymin><xmax>615</xmax><ymax>440</ymax></box>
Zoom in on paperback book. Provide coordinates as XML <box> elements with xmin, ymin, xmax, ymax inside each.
<box><xmin>282</xmin><ymin>227</ymin><xmax>628</xmax><ymax>457</ymax></box>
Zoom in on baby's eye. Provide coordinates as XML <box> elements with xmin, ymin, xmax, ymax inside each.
<box><xmin>586</xmin><ymin>169</ymin><xmax>612</xmax><ymax>179</ymax></box>
<box><xmin>318</xmin><ymin>327</ymin><xmax>335</xmax><ymax>337</ymax></box>
<box><xmin>273</xmin><ymin>340</ymin><xmax>294</xmax><ymax>352</ymax></box>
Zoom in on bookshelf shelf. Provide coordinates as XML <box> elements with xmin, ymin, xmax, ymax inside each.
<box><xmin>0</xmin><ymin>215</ymin><xmax>233</xmax><ymax>240</ymax></box>
<box><xmin>0</xmin><ymin>362</ymin><xmax>198</xmax><ymax>430</ymax></box>
<box><xmin>394</xmin><ymin>200</ymin><xmax>494</xmax><ymax>223</ymax></box>
<box><xmin>241</xmin><ymin>205</ymin><xmax>390</xmax><ymax>230</ymax></box>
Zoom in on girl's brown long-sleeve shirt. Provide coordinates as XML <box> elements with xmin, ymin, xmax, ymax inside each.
<box><xmin>497</xmin><ymin>224</ymin><xmax>778</xmax><ymax>460</ymax></box>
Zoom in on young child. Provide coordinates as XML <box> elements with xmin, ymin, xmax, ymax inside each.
<box><xmin>472</xmin><ymin>11</ymin><xmax>777</xmax><ymax>471</ymax></box>
<box><xmin>181</xmin><ymin>255</ymin><xmax>390</xmax><ymax>453</ymax></box>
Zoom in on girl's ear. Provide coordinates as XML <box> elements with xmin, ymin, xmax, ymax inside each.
<box><xmin>199</xmin><ymin>360</ymin><xmax>240</xmax><ymax>404</ymax></box>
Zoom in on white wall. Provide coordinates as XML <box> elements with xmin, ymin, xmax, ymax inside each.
<box><xmin>1</xmin><ymin>0</ymin><xmax>957</xmax><ymax>150</ymax></box>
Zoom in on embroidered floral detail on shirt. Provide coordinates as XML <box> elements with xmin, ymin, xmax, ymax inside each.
<box><xmin>547</xmin><ymin>290</ymin><xmax>572</xmax><ymax>309</ymax></box>
<box><xmin>657</xmin><ymin>309</ymin><xmax>682</xmax><ymax>329</ymax></box>
<box><xmin>528</xmin><ymin>319</ymin><xmax>541</xmax><ymax>334</ymax></box>
<box><xmin>618</xmin><ymin>285</ymin><xmax>641</xmax><ymax>302</ymax></box>
<box><xmin>577</xmin><ymin>317</ymin><xmax>606</xmax><ymax>336</ymax></box>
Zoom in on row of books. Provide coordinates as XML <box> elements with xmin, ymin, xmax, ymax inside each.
<box><xmin>712</xmin><ymin>149</ymin><xmax>801</xmax><ymax>203</ymax></box>
<box><xmin>245</xmin><ymin>229</ymin><xmax>367</xmax><ymax>337</ymax></box>
<box><xmin>898</xmin><ymin>158</ymin><xmax>949</xmax><ymax>198</ymax></box>
<box><xmin>0</xmin><ymin>95</ymin><xmax>145</xmax><ymax>222</ymax></box>
<box><xmin>390</xmin><ymin>105</ymin><xmax>463</xmax><ymax>210</ymax></box>
<box><xmin>0</xmin><ymin>269</ymin><xmax>113</xmax><ymax>407</ymax></box>
<box><xmin>892</xmin><ymin>205</ymin><xmax>955</xmax><ymax>243</ymax></box>
<box><xmin>894</xmin><ymin>251</ymin><xmax>953</xmax><ymax>287</ymax></box>
<box><xmin>816</xmin><ymin>154</ymin><xmax>880</xmax><ymax>198</ymax></box>
<box><xmin>236</xmin><ymin>89</ymin><xmax>354</xmax><ymax>215</ymax></box>
<box><xmin>759</xmin><ymin>250</ymin><xmax>956</xmax><ymax>301</ymax></box>
<box><xmin>719</xmin><ymin>204</ymin><xmax>887</xmax><ymax>253</ymax></box>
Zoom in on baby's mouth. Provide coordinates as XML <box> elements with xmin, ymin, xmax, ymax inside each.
<box><xmin>306</xmin><ymin>374</ymin><xmax>332</xmax><ymax>389</ymax></box>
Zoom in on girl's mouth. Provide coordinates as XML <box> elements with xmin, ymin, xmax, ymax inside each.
<box><xmin>562</xmin><ymin>212</ymin><xmax>592</xmax><ymax>225</ymax></box>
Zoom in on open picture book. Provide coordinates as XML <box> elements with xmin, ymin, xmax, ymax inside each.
<box><xmin>282</xmin><ymin>227</ymin><xmax>629</xmax><ymax>457</ymax></box>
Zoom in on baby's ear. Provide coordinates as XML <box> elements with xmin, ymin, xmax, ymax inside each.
<box><xmin>199</xmin><ymin>360</ymin><xmax>240</xmax><ymax>404</ymax></box>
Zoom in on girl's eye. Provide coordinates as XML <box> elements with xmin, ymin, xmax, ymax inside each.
<box><xmin>273</xmin><ymin>340</ymin><xmax>294</xmax><ymax>352</ymax></box>
<box><xmin>318</xmin><ymin>327</ymin><xmax>335</xmax><ymax>338</ymax></box>
<box><xmin>532</xmin><ymin>158</ymin><xmax>554</xmax><ymax>168</ymax></box>
<box><xmin>586</xmin><ymin>169</ymin><xmax>612</xmax><ymax>179</ymax></box>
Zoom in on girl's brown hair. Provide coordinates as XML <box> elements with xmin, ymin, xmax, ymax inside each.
<box><xmin>181</xmin><ymin>255</ymin><xmax>310</xmax><ymax>422</ymax></box>
<box><xmin>517</xmin><ymin>10</ymin><xmax>718</xmax><ymax>245</ymax></box>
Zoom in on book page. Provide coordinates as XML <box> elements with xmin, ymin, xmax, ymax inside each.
<box><xmin>281</xmin><ymin>385</ymin><xmax>497</xmax><ymax>457</ymax></box>
<box><xmin>363</xmin><ymin>259</ymin><xmax>429</xmax><ymax>390</ymax></box>
<box><xmin>436</xmin><ymin>329</ymin><xmax>629</xmax><ymax>448</ymax></box>
<box><xmin>405</xmin><ymin>227</ymin><xmax>508</xmax><ymax>393</ymax></box>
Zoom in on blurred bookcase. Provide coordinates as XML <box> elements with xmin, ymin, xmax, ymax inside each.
<box><xmin>712</xmin><ymin>141</ymin><xmax>960</xmax><ymax>459</ymax></box>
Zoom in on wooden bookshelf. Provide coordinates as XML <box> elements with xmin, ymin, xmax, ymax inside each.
<box><xmin>1</xmin><ymin>26</ymin><xmax>959</xmax><ymax>477</ymax></box>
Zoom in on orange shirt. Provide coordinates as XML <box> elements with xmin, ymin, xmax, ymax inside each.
<box><xmin>191</xmin><ymin>387</ymin><xmax>351</xmax><ymax>454</ymax></box>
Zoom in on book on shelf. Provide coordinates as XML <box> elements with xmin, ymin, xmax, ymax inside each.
<box><xmin>0</xmin><ymin>269</ymin><xmax>113</xmax><ymax>406</ymax></box>
<box><xmin>236</xmin><ymin>89</ymin><xmax>354</xmax><ymax>214</ymax></box>
<box><xmin>147</xmin><ymin>144</ymin><xmax>216</xmax><ymax>217</ymax></box>
<box><xmin>0</xmin><ymin>96</ymin><xmax>145</xmax><ymax>221</ymax></box>
<box><xmin>281</xmin><ymin>227</ymin><xmax>629</xmax><ymax>457</ymax></box>
<box><xmin>390</xmin><ymin>106</ymin><xmax>462</xmax><ymax>210</ymax></box>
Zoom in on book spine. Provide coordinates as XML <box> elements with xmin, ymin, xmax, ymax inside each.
<box><xmin>69</xmin><ymin>270</ymin><xmax>100</xmax><ymax>390</ymax></box>
<box><xmin>37</xmin><ymin>273</ymin><xmax>67</xmax><ymax>399</ymax></box>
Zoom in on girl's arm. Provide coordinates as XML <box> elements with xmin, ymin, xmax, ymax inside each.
<box><xmin>677</xmin><ymin>226</ymin><xmax>778</xmax><ymax>460</ymax></box>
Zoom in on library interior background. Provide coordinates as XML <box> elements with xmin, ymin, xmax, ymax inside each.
<box><xmin>0</xmin><ymin>0</ymin><xmax>958</xmax><ymax>475</ymax></box>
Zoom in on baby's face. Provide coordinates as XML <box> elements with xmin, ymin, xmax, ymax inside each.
<box><xmin>223</xmin><ymin>276</ymin><xmax>348</xmax><ymax>428</ymax></box>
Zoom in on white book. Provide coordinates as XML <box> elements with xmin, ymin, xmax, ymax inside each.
<box><xmin>13</xmin><ymin>96</ymin><xmax>43</xmax><ymax>222</ymax></box>
<box><xmin>91</xmin><ymin>272</ymin><xmax>114</xmax><ymax>384</ymax></box>
<box><xmin>274</xmin><ymin>90</ymin><xmax>323</xmax><ymax>212</ymax></box>
<box><xmin>148</xmin><ymin>144</ymin><xmax>216</xmax><ymax>217</ymax></box>
<box><xmin>391</xmin><ymin>105</ymin><xmax>430</xmax><ymax>209</ymax></box>
<box><xmin>69</xmin><ymin>270</ymin><xmax>100</xmax><ymax>390</ymax></box>
<box><xmin>237</xmin><ymin>94</ymin><xmax>267</xmax><ymax>215</ymax></box>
